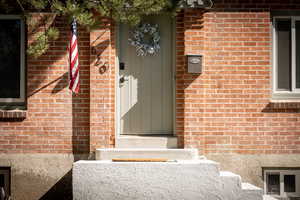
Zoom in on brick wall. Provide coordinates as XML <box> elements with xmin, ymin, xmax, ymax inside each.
<box><xmin>89</xmin><ymin>18</ymin><xmax>116</xmax><ymax>151</ymax></box>
<box><xmin>176</xmin><ymin>0</ymin><xmax>300</xmax><ymax>154</ymax></box>
<box><xmin>0</xmin><ymin>14</ymin><xmax>114</xmax><ymax>153</ymax></box>
<box><xmin>1</xmin><ymin>0</ymin><xmax>300</xmax><ymax>156</ymax></box>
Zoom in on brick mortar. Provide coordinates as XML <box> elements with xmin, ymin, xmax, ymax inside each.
<box><xmin>0</xmin><ymin>2</ymin><xmax>300</xmax><ymax>155</ymax></box>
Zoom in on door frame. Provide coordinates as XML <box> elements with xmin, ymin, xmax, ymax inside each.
<box><xmin>115</xmin><ymin>16</ymin><xmax>177</xmax><ymax>138</ymax></box>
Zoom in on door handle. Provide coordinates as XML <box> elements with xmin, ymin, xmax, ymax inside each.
<box><xmin>119</xmin><ymin>76</ymin><xmax>129</xmax><ymax>84</ymax></box>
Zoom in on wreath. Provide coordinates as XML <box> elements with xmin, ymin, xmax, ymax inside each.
<box><xmin>128</xmin><ymin>23</ymin><xmax>160</xmax><ymax>56</ymax></box>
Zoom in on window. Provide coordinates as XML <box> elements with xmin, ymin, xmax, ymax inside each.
<box><xmin>285</xmin><ymin>175</ymin><xmax>296</xmax><ymax>193</ymax></box>
<box><xmin>0</xmin><ymin>167</ymin><xmax>10</xmax><ymax>198</ymax></box>
<box><xmin>273</xmin><ymin>16</ymin><xmax>300</xmax><ymax>99</ymax></box>
<box><xmin>267</xmin><ymin>173</ymin><xmax>280</xmax><ymax>195</ymax></box>
<box><xmin>264</xmin><ymin>169</ymin><xmax>300</xmax><ymax>199</ymax></box>
<box><xmin>0</xmin><ymin>16</ymin><xmax>25</xmax><ymax>104</ymax></box>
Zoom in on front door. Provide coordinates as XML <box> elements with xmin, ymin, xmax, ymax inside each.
<box><xmin>118</xmin><ymin>15</ymin><xmax>174</xmax><ymax>135</ymax></box>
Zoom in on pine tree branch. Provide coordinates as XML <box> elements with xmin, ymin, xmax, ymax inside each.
<box><xmin>17</xmin><ymin>0</ymin><xmax>180</xmax><ymax>58</ymax></box>
<box><xmin>16</xmin><ymin>0</ymin><xmax>25</xmax><ymax>12</ymax></box>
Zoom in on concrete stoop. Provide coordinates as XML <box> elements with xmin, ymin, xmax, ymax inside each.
<box><xmin>73</xmin><ymin>148</ymin><xmax>268</xmax><ymax>200</ymax></box>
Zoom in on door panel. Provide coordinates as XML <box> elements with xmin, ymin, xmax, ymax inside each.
<box><xmin>119</xmin><ymin>15</ymin><xmax>173</xmax><ymax>135</ymax></box>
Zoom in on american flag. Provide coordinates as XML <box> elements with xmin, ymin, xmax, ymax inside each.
<box><xmin>69</xmin><ymin>18</ymin><xmax>80</xmax><ymax>93</ymax></box>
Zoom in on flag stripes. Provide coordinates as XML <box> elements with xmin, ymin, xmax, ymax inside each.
<box><xmin>69</xmin><ymin>18</ymin><xmax>80</xmax><ymax>93</ymax></box>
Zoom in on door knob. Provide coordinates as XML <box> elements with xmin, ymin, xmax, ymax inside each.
<box><xmin>119</xmin><ymin>76</ymin><xmax>129</xmax><ymax>84</ymax></box>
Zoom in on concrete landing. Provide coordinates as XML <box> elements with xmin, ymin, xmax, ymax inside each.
<box><xmin>73</xmin><ymin>159</ymin><xmax>263</xmax><ymax>200</ymax></box>
<box><xmin>96</xmin><ymin>148</ymin><xmax>199</xmax><ymax>160</ymax></box>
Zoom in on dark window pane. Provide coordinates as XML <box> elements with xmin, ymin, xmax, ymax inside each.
<box><xmin>267</xmin><ymin>173</ymin><xmax>280</xmax><ymax>195</ymax></box>
<box><xmin>0</xmin><ymin>174</ymin><xmax>4</xmax><ymax>187</ymax></box>
<box><xmin>296</xmin><ymin>21</ymin><xmax>300</xmax><ymax>88</ymax></box>
<box><xmin>276</xmin><ymin>19</ymin><xmax>291</xmax><ymax>91</ymax></box>
<box><xmin>284</xmin><ymin>175</ymin><xmax>296</xmax><ymax>193</ymax></box>
<box><xmin>0</xmin><ymin>19</ymin><xmax>21</xmax><ymax>98</ymax></box>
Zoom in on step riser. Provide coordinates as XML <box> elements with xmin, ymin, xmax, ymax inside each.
<box><xmin>96</xmin><ymin>148</ymin><xmax>199</xmax><ymax>160</ymax></box>
<box><xmin>263</xmin><ymin>195</ymin><xmax>278</xmax><ymax>200</ymax></box>
<box><xmin>238</xmin><ymin>192</ymin><xmax>263</xmax><ymax>200</ymax></box>
<box><xmin>220</xmin><ymin>172</ymin><xmax>242</xmax><ymax>200</ymax></box>
<box><xmin>240</xmin><ymin>183</ymin><xmax>263</xmax><ymax>200</ymax></box>
<box><xmin>116</xmin><ymin>136</ymin><xmax>177</xmax><ymax>149</ymax></box>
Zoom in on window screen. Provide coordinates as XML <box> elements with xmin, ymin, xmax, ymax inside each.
<box><xmin>276</xmin><ymin>19</ymin><xmax>291</xmax><ymax>91</ymax></box>
<box><xmin>267</xmin><ymin>173</ymin><xmax>280</xmax><ymax>195</ymax></box>
<box><xmin>284</xmin><ymin>175</ymin><xmax>296</xmax><ymax>193</ymax></box>
<box><xmin>0</xmin><ymin>174</ymin><xmax>4</xmax><ymax>188</ymax></box>
<box><xmin>0</xmin><ymin>19</ymin><xmax>21</xmax><ymax>98</ymax></box>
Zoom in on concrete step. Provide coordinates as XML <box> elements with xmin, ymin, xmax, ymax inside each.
<box><xmin>220</xmin><ymin>171</ymin><xmax>242</xmax><ymax>184</ymax></box>
<box><xmin>263</xmin><ymin>195</ymin><xmax>278</xmax><ymax>200</ymax></box>
<box><xmin>95</xmin><ymin>148</ymin><xmax>199</xmax><ymax>160</ymax></box>
<box><xmin>116</xmin><ymin>135</ymin><xmax>177</xmax><ymax>149</ymax></box>
<box><xmin>238</xmin><ymin>183</ymin><xmax>263</xmax><ymax>200</ymax></box>
<box><xmin>219</xmin><ymin>172</ymin><xmax>264</xmax><ymax>200</ymax></box>
<box><xmin>219</xmin><ymin>171</ymin><xmax>242</xmax><ymax>199</ymax></box>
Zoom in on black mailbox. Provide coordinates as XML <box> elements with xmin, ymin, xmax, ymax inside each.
<box><xmin>187</xmin><ymin>54</ymin><xmax>203</xmax><ymax>73</ymax></box>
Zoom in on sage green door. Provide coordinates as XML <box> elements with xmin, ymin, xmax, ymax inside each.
<box><xmin>118</xmin><ymin>15</ymin><xmax>174</xmax><ymax>135</ymax></box>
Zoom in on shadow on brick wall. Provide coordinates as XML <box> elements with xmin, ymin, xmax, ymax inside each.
<box><xmin>72</xmin><ymin>40</ymin><xmax>91</xmax><ymax>154</ymax></box>
<box><xmin>262</xmin><ymin>102</ymin><xmax>300</xmax><ymax>113</ymax></box>
<box><xmin>176</xmin><ymin>10</ymin><xmax>204</xmax><ymax>149</ymax></box>
<box><xmin>27</xmin><ymin>15</ymin><xmax>69</xmax><ymax>96</ymax></box>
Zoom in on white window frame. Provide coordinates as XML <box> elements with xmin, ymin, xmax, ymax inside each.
<box><xmin>0</xmin><ymin>15</ymin><xmax>25</xmax><ymax>103</ymax></box>
<box><xmin>272</xmin><ymin>16</ymin><xmax>300</xmax><ymax>100</ymax></box>
<box><xmin>264</xmin><ymin>169</ymin><xmax>300</xmax><ymax>199</ymax></box>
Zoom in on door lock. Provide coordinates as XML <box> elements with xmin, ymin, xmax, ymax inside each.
<box><xmin>119</xmin><ymin>76</ymin><xmax>129</xmax><ymax>84</ymax></box>
<box><xmin>119</xmin><ymin>62</ymin><xmax>125</xmax><ymax>70</ymax></box>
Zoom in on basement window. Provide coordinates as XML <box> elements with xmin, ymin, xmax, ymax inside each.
<box><xmin>267</xmin><ymin>173</ymin><xmax>280</xmax><ymax>195</ymax></box>
<box><xmin>0</xmin><ymin>15</ymin><xmax>25</xmax><ymax>104</ymax></box>
<box><xmin>264</xmin><ymin>169</ymin><xmax>300</xmax><ymax>199</ymax></box>
<box><xmin>0</xmin><ymin>167</ymin><xmax>10</xmax><ymax>198</ymax></box>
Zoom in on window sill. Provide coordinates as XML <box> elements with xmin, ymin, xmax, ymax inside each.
<box><xmin>0</xmin><ymin>110</ymin><xmax>27</xmax><ymax>119</ymax></box>
<box><xmin>272</xmin><ymin>92</ymin><xmax>300</xmax><ymax>102</ymax></box>
<box><xmin>271</xmin><ymin>99</ymin><xmax>300</xmax><ymax>103</ymax></box>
